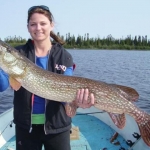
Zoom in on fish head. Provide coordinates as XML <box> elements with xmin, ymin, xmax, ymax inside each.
<box><xmin>0</xmin><ymin>40</ymin><xmax>27</xmax><ymax>77</ymax></box>
<box><xmin>0</xmin><ymin>41</ymin><xmax>12</xmax><ymax>72</ymax></box>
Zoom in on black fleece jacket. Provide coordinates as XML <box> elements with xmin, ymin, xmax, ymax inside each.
<box><xmin>13</xmin><ymin>39</ymin><xmax>73</xmax><ymax>134</ymax></box>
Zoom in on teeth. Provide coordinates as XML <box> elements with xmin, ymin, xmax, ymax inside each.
<box><xmin>35</xmin><ymin>33</ymin><xmax>43</xmax><ymax>35</ymax></box>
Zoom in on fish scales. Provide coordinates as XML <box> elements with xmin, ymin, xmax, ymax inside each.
<box><xmin>22</xmin><ymin>65</ymin><xmax>127</xmax><ymax>113</ymax></box>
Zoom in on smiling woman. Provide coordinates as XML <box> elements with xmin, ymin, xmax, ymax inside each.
<box><xmin>28</xmin><ymin>13</ymin><xmax>53</xmax><ymax>42</ymax></box>
<box><xmin>0</xmin><ymin>5</ymin><xmax>95</xmax><ymax>150</ymax></box>
<box><xmin>27</xmin><ymin>6</ymin><xmax>65</xmax><ymax>46</ymax></box>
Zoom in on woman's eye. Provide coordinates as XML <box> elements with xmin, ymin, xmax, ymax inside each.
<box><xmin>41</xmin><ymin>23</ymin><xmax>46</xmax><ymax>26</ymax></box>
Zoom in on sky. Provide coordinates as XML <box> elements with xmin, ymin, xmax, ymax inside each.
<box><xmin>0</xmin><ymin>0</ymin><xmax>150</xmax><ymax>40</ymax></box>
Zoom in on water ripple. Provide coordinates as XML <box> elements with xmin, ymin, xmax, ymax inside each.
<box><xmin>69</xmin><ymin>49</ymin><xmax>150</xmax><ymax>113</ymax></box>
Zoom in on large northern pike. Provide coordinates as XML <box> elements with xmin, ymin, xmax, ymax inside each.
<box><xmin>0</xmin><ymin>40</ymin><xmax>150</xmax><ymax>146</ymax></box>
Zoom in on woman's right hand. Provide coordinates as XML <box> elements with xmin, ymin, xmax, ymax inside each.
<box><xmin>0</xmin><ymin>69</ymin><xmax>10</xmax><ymax>92</ymax></box>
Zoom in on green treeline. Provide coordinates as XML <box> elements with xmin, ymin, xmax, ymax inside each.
<box><xmin>3</xmin><ymin>33</ymin><xmax>150</xmax><ymax>50</ymax></box>
<box><xmin>4</xmin><ymin>36</ymin><xmax>27</xmax><ymax>47</ymax></box>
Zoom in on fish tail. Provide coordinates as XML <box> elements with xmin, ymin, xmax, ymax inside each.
<box><xmin>108</xmin><ymin>113</ymin><xmax>126</xmax><ymax>129</ymax></box>
<box><xmin>136</xmin><ymin>113</ymin><xmax>150</xmax><ymax>146</ymax></box>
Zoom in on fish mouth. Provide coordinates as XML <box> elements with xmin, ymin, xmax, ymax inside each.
<box><xmin>0</xmin><ymin>45</ymin><xmax>7</xmax><ymax>55</ymax></box>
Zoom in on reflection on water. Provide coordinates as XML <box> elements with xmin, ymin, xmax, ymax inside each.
<box><xmin>0</xmin><ymin>49</ymin><xmax>150</xmax><ymax>114</ymax></box>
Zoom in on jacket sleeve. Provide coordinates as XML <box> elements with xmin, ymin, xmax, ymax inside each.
<box><xmin>63</xmin><ymin>49</ymin><xmax>74</xmax><ymax>68</ymax></box>
<box><xmin>63</xmin><ymin>67</ymin><xmax>73</xmax><ymax>76</ymax></box>
<box><xmin>0</xmin><ymin>69</ymin><xmax>9</xmax><ymax>92</ymax></box>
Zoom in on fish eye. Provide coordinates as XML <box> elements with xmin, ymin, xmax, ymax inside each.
<box><xmin>7</xmin><ymin>48</ymin><xmax>12</xmax><ymax>53</ymax></box>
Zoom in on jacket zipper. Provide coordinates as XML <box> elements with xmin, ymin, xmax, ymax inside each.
<box><xmin>29</xmin><ymin>94</ymin><xmax>34</xmax><ymax>133</ymax></box>
<box><xmin>44</xmin><ymin>99</ymin><xmax>47</xmax><ymax>134</ymax></box>
<box><xmin>44</xmin><ymin>51</ymin><xmax>50</xmax><ymax>135</ymax></box>
<box><xmin>29</xmin><ymin>47</ymin><xmax>51</xmax><ymax>134</ymax></box>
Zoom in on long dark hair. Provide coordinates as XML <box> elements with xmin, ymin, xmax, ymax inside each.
<box><xmin>27</xmin><ymin>8</ymin><xmax>65</xmax><ymax>45</ymax></box>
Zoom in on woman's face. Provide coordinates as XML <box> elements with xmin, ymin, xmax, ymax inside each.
<box><xmin>27</xmin><ymin>13</ymin><xmax>53</xmax><ymax>41</ymax></box>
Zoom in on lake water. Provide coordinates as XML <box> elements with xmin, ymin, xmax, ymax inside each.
<box><xmin>0</xmin><ymin>49</ymin><xmax>150</xmax><ymax>114</ymax></box>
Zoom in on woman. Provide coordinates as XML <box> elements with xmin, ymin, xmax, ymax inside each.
<box><xmin>0</xmin><ymin>5</ymin><xmax>94</xmax><ymax>150</ymax></box>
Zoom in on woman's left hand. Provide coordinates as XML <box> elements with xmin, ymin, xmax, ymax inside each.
<box><xmin>65</xmin><ymin>89</ymin><xmax>95</xmax><ymax>117</ymax></box>
<box><xmin>75</xmin><ymin>89</ymin><xmax>95</xmax><ymax>108</ymax></box>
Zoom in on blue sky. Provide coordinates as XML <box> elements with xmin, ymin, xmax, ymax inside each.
<box><xmin>0</xmin><ymin>0</ymin><xmax>150</xmax><ymax>40</ymax></box>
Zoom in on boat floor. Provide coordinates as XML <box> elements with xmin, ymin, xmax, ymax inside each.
<box><xmin>1</xmin><ymin>114</ymin><xmax>129</xmax><ymax>150</ymax></box>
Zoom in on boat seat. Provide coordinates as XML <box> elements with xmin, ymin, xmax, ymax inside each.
<box><xmin>70</xmin><ymin>126</ymin><xmax>80</xmax><ymax>140</ymax></box>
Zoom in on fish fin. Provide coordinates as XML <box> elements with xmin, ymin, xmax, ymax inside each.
<box><xmin>110</xmin><ymin>132</ymin><xmax>118</xmax><ymax>143</ymax></box>
<box><xmin>136</xmin><ymin>113</ymin><xmax>150</xmax><ymax>146</ymax></box>
<box><xmin>9</xmin><ymin>76</ymin><xmax>21</xmax><ymax>91</ymax></box>
<box><xmin>110</xmin><ymin>84</ymin><xmax>139</xmax><ymax>102</ymax></box>
<box><xmin>108</xmin><ymin>113</ymin><xmax>126</xmax><ymax>129</ymax></box>
<box><xmin>65</xmin><ymin>102</ymin><xmax>77</xmax><ymax>118</ymax></box>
